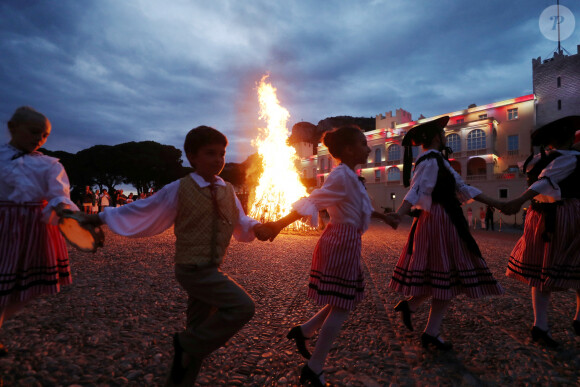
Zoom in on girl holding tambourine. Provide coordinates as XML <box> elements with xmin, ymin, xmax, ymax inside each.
<box><xmin>0</xmin><ymin>106</ymin><xmax>78</xmax><ymax>356</ymax></box>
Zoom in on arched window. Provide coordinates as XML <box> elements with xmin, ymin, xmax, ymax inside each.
<box><xmin>467</xmin><ymin>157</ymin><xmax>487</xmax><ymax>177</ymax></box>
<box><xmin>467</xmin><ymin>129</ymin><xmax>486</xmax><ymax>150</ymax></box>
<box><xmin>375</xmin><ymin>148</ymin><xmax>382</xmax><ymax>163</ymax></box>
<box><xmin>446</xmin><ymin>133</ymin><xmax>461</xmax><ymax>153</ymax></box>
<box><xmin>387</xmin><ymin>144</ymin><xmax>401</xmax><ymax>161</ymax></box>
<box><xmin>387</xmin><ymin>167</ymin><xmax>401</xmax><ymax>181</ymax></box>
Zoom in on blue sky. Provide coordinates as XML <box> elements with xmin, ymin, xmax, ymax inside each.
<box><xmin>1</xmin><ymin>0</ymin><xmax>579</xmax><ymax>162</ymax></box>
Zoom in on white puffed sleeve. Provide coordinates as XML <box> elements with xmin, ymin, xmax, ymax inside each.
<box><xmin>292</xmin><ymin>169</ymin><xmax>347</xmax><ymax>227</ymax></box>
<box><xmin>528</xmin><ymin>152</ymin><xmax>579</xmax><ymax>200</ymax></box>
<box><xmin>43</xmin><ymin>161</ymin><xmax>79</xmax><ymax>225</ymax></box>
<box><xmin>403</xmin><ymin>158</ymin><xmax>436</xmax><ymax>211</ymax></box>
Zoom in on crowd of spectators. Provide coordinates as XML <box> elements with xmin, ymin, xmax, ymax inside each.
<box><xmin>78</xmin><ymin>186</ymin><xmax>155</xmax><ymax>214</ymax></box>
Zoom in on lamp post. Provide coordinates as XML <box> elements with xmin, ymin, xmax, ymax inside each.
<box><xmin>391</xmin><ymin>193</ymin><xmax>396</xmax><ymax>212</ymax></box>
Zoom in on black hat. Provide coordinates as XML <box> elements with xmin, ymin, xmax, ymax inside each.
<box><xmin>402</xmin><ymin>116</ymin><xmax>449</xmax><ymax>147</ymax></box>
<box><xmin>402</xmin><ymin>116</ymin><xmax>449</xmax><ymax>187</ymax></box>
<box><xmin>531</xmin><ymin>115</ymin><xmax>580</xmax><ymax>146</ymax></box>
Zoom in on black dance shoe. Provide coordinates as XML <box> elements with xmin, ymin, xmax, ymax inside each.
<box><xmin>300</xmin><ymin>364</ymin><xmax>327</xmax><ymax>386</ymax></box>
<box><xmin>573</xmin><ymin>320</ymin><xmax>580</xmax><ymax>336</ymax></box>
<box><xmin>421</xmin><ymin>332</ymin><xmax>453</xmax><ymax>351</ymax></box>
<box><xmin>287</xmin><ymin>325</ymin><xmax>311</xmax><ymax>359</ymax></box>
<box><xmin>170</xmin><ymin>333</ymin><xmax>187</xmax><ymax>384</ymax></box>
<box><xmin>531</xmin><ymin>326</ymin><xmax>559</xmax><ymax>348</ymax></box>
<box><xmin>394</xmin><ymin>300</ymin><xmax>414</xmax><ymax>331</ymax></box>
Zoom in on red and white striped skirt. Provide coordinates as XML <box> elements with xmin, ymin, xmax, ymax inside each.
<box><xmin>389</xmin><ymin>204</ymin><xmax>504</xmax><ymax>300</ymax></box>
<box><xmin>307</xmin><ymin>223</ymin><xmax>364</xmax><ymax>311</ymax></box>
<box><xmin>0</xmin><ymin>201</ymin><xmax>72</xmax><ymax>307</ymax></box>
<box><xmin>506</xmin><ymin>198</ymin><xmax>580</xmax><ymax>291</ymax></box>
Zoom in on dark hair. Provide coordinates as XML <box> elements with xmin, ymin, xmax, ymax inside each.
<box><xmin>321</xmin><ymin>125</ymin><xmax>363</xmax><ymax>159</ymax></box>
<box><xmin>184</xmin><ymin>125</ymin><xmax>228</xmax><ymax>155</ymax></box>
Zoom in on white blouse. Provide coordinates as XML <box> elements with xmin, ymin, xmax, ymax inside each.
<box><xmin>99</xmin><ymin>172</ymin><xmax>259</xmax><ymax>241</ymax></box>
<box><xmin>528</xmin><ymin>149</ymin><xmax>580</xmax><ymax>202</ymax></box>
<box><xmin>403</xmin><ymin>149</ymin><xmax>481</xmax><ymax>211</ymax></box>
<box><xmin>0</xmin><ymin>143</ymin><xmax>78</xmax><ymax>224</ymax></box>
<box><xmin>292</xmin><ymin>163</ymin><xmax>374</xmax><ymax>233</ymax></box>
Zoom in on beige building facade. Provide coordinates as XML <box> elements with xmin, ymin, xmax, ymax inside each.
<box><xmin>296</xmin><ymin>95</ymin><xmax>536</xmax><ymax>226</ymax></box>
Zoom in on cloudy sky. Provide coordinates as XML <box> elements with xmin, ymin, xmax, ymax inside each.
<box><xmin>1</xmin><ymin>0</ymin><xmax>579</xmax><ymax>162</ymax></box>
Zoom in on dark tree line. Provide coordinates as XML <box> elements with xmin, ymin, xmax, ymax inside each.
<box><xmin>41</xmin><ymin>140</ymin><xmax>253</xmax><ymax>204</ymax></box>
<box><xmin>42</xmin><ymin>141</ymin><xmax>187</xmax><ymax>203</ymax></box>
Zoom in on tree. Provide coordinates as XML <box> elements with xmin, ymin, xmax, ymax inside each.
<box><xmin>116</xmin><ymin>141</ymin><xmax>185</xmax><ymax>194</ymax></box>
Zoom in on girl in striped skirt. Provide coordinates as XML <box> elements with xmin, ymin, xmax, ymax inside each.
<box><xmin>388</xmin><ymin>116</ymin><xmax>504</xmax><ymax>350</ymax></box>
<box><xmin>0</xmin><ymin>107</ymin><xmax>78</xmax><ymax>356</ymax></box>
<box><xmin>503</xmin><ymin>116</ymin><xmax>580</xmax><ymax>348</ymax></box>
<box><xmin>267</xmin><ymin>126</ymin><xmax>395</xmax><ymax>386</ymax></box>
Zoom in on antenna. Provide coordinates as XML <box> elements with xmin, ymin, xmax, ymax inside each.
<box><xmin>557</xmin><ymin>0</ymin><xmax>561</xmax><ymax>54</ymax></box>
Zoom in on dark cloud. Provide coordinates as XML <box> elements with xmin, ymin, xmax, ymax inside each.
<box><xmin>1</xmin><ymin>0</ymin><xmax>579</xmax><ymax>161</ymax></box>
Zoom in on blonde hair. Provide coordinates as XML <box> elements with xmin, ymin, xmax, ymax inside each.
<box><xmin>8</xmin><ymin>106</ymin><xmax>48</xmax><ymax>126</ymax></box>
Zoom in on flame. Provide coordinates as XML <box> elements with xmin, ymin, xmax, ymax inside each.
<box><xmin>248</xmin><ymin>76</ymin><xmax>309</xmax><ymax>230</ymax></box>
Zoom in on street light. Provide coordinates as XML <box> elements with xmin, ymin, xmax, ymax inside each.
<box><xmin>391</xmin><ymin>193</ymin><xmax>396</xmax><ymax>212</ymax></box>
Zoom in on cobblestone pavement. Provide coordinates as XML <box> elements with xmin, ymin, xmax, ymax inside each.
<box><xmin>1</xmin><ymin>220</ymin><xmax>579</xmax><ymax>386</ymax></box>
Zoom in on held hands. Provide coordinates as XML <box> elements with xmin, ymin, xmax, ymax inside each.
<box><xmin>498</xmin><ymin>199</ymin><xmax>523</xmax><ymax>215</ymax></box>
<box><xmin>384</xmin><ymin>212</ymin><xmax>401</xmax><ymax>229</ymax></box>
<box><xmin>253</xmin><ymin>222</ymin><xmax>283</xmax><ymax>242</ymax></box>
<box><xmin>373</xmin><ymin>211</ymin><xmax>400</xmax><ymax>229</ymax></box>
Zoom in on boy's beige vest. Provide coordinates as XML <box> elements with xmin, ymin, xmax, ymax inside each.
<box><xmin>174</xmin><ymin>176</ymin><xmax>238</xmax><ymax>266</ymax></box>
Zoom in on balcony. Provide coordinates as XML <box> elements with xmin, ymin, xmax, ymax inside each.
<box><xmin>465</xmin><ymin>174</ymin><xmax>487</xmax><ymax>181</ymax></box>
<box><xmin>495</xmin><ymin>172</ymin><xmax>525</xmax><ymax>180</ymax></box>
<box><xmin>465</xmin><ymin>149</ymin><xmax>488</xmax><ymax>157</ymax></box>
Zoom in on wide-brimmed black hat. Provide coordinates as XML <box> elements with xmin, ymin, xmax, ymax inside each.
<box><xmin>402</xmin><ymin>116</ymin><xmax>449</xmax><ymax>147</ymax></box>
<box><xmin>532</xmin><ymin>115</ymin><xmax>580</xmax><ymax>146</ymax></box>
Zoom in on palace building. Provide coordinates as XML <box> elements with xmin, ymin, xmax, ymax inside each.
<box><xmin>293</xmin><ymin>45</ymin><xmax>580</xmax><ymax>225</ymax></box>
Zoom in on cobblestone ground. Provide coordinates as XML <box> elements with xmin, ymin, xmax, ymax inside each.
<box><xmin>1</xmin><ymin>220</ymin><xmax>579</xmax><ymax>386</ymax></box>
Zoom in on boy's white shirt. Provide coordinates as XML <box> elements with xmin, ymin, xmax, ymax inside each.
<box><xmin>99</xmin><ymin>172</ymin><xmax>259</xmax><ymax>241</ymax></box>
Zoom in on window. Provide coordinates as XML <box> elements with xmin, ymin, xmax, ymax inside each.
<box><xmin>499</xmin><ymin>188</ymin><xmax>508</xmax><ymax>199</ymax></box>
<box><xmin>508</xmin><ymin>108</ymin><xmax>518</xmax><ymax>120</ymax></box>
<box><xmin>375</xmin><ymin>148</ymin><xmax>382</xmax><ymax>163</ymax></box>
<box><xmin>456</xmin><ymin>118</ymin><xmax>464</xmax><ymax>124</ymax></box>
<box><xmin>558</xmin><ymin>100</ymin><xmax>562</xmax><ymax>110</ymax></box>
<box><xmin>387</xmin><ymin>167</ymin><xmax>401</xmax><ymax>181</ymax></box>
<box><xmin>320</xmin><ymin>158</ymin><xmax>325</xmax><ymax>171</ymax></box>
<box><xmin>467</xmin><ymin>129</ymin><xmax>486</xmax><ymax>150</ymax></box>
<box><xmin>387</xmin><ymin>144</ymin><xmax>401</xmax><ymax>161</ymax></box>
<box><xmin>557</xmin><ymin>76</ymin><xmax>561</xmax><ymax>87</ymax></box>
<box><xmin>446</xmin><ymin>133</ymin><xmax>461</xmax><ymax>153</ymax></box>
<box><xmin>507</xmin><ymin>135</ymin><xmax>518</xmax><ymax>155</ymax></box>
<box><xmin>374</xmin><ymin>169</ymin><xmax>381</xmax><ymax>182</ymax></box>
<box><xmin>479</xmin><ymin>114</ymin><xmax>487</xmax><ymax>119</ymax></box>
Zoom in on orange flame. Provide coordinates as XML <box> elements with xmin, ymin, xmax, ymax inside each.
<box><xmin>248</xmin><ymin>76</ymin><xmax>309</xmax><ymax>229</ymax></box>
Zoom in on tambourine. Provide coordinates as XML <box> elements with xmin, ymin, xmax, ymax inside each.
<box><xmin>58</xmin><ymin>212</ymin><xmax>105</xmax><ymax>253</ymax></box>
